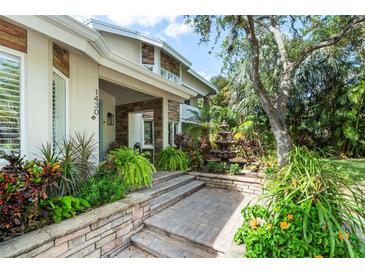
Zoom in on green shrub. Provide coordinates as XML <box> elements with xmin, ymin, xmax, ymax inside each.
<box><xmin>206</xmin><ymin>160</ymin><xmax>228</xmax><ymax>173</ymax></box>
<box><xmin>107</xmin><ymin>147</ymin><xmax>155</xmax><ymax>190</ymax></box>
<box><xmin>188</xmin><ymin>150</ymin><xmax>204</xmax><ymax>171</ymax></box>
<box><xmin>39</xmin><ymin>132</ymin><xmax>97</xmax><ymax>196</ymax></box>
<box><xmin>234</xmin><ymin>146</ymin><xmax>365</xmax><ymax>258</ymax></box>
<box><xmin>229</xmin><ymin>163</ymin><xmax>241</xmax><ymax>175</ymax></box>
<box><xmin>78</xmin><ymin>175</ymin><xmax>125</xmax><ymax>206</ymax></box>
<box><xmin>157</xmin><ymin>147</ymin><xmax>188</xmax><ymax>171</ymax></box>
<box><xmin>41</xmin><ymin>196</ymin><xmax>90</xmax><ymax>224</ymax></box>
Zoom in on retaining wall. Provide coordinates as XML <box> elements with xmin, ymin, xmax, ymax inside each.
<box><xmin>189</xmin><ymin>172</ymin><xmax>264</xmax><ymax>195</ymax></box>
<box><xmin>0</xmin><ymin>192</ymin><xmax>151</xmax><ymax>258</ymax></box>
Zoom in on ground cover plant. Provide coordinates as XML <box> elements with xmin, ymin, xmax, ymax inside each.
<box><xmin>234</xmin><ymin>147</ymin><xmax>365</xmax><ymax>257</ymax></box>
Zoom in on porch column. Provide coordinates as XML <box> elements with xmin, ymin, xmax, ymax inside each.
<box><xmin>162</xmin><ymin>97</ymin><xmax>169</xmax><ymax>148</ymax></box>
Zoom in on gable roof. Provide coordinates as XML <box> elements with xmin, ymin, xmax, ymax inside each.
<box><xmin>85</xmin><ymin>18</ymin><xmax>217</xmax><ymax>93</ymax></box>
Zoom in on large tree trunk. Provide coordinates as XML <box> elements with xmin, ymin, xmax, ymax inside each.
<box><xmin>271</xmin><ymin>120</ymin><xmax>293</xmax><ymax>167</ymax></box>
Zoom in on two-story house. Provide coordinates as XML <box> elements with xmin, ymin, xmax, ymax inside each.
<box><xmin>0</xmin><ymin>16</ymin><xmax>217</xmax><ymax>164</ymax></box>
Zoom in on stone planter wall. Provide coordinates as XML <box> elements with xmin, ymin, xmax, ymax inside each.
<box><xmin>0</xmin><ymin>192</ymin><xmax>151</xmax><ymax>258</ymax></box>
<box><xmin>189</xmin><ymin>172</ymin><xmax>264</xmax><ymax>195</ymax></box>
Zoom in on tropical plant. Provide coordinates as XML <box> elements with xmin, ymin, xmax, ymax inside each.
<box><xmin>187</xmin><ymin>150</ymin><xmax>204</xmax><ymax>171</ymax></box>
<box><xmin>78</xmin><ymin>175</ymin><xmax>125</xmax><ymax>206</ymax></box>
<box><xmin>157</xmin><ymin>147</ymin><xmax>189</xmax><ymax>171</ymax></box>
<box><xmin>39</xmin><ymin>132</ymin><xmax>97</xmax><ymax>196</ymax></box>
<box><xmin>106</xmin><ymin>147</ymin><xmax>155</xmax><ymax>190</ymax></box>
<box><xmin>0</xmin><ymin>159</ymin><xmax>62</xmax><ymax>240</ymax></box>
<box><xmin>41</xmin><ymin>195</ymin><xmax>90</xmax><ymax>224</ymax></box>
<box><xmin>206</xmin><ymin>160</ymin><xmax>228</xmax><ymax>173</ymax></box>
<box><xmin>188</xmin><ymin>15</ymin><xmax>365</xmax><ymax>165</ymax></box>
<box><xmin>235</xmin><ymin>146</ymin><xmax>365</xmax><ymax>257</ymax></box>
<box><xmin>229</xmin><ymin>163</ymin><xmax>241</xmax><ymax>175</ymax></box>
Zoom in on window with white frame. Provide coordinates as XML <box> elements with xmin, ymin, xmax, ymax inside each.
<box><xmin>0</xmin><ymin>50</ymin><xmax>23</xmax><ymax>158</ymax></box>
<box><xmin>52</xmin><ymin>70</ymin><xmax>67</xmax><ymax>150</ymax></box>
<box><xmin>143</xmin><ymin>119</ymin><xmax>153</xmax><ymax>146</ymax></box>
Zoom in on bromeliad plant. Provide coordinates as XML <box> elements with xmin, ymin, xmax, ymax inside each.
<box><xmin>39</xmin><ymin>132</ymin><xmax>97</xmax><ymax>196</ymax></box>
<box><xmin>234</xmin><ymin>146</ymin><xmax>365</xmax><ymax>258</ymax></box>
<box><xmin>157</xmin><ymin>147</ymin><xmax>189</xmax><ymax>171</ymax></box>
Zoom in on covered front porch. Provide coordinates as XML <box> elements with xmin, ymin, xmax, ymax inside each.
<box><xmin>98</xmin><ymin>66</ymin><xmax>184</xmax><ymax>164</ymax></box>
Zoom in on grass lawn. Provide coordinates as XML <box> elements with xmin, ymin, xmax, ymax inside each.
<box><xmin>325</xmin><ymin>158</ymin><xmax>365</xmax><ymax>182</ymax></box>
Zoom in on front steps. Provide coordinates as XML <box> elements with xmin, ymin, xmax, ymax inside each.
<box><xmin>131</xmin><ymin>228</ymin><xmax>215</xmax><ymax>258</ymax></box>
<box><xmin>114</xmin><ymin>173</ymin><xmax>247</xmax><ymax>258</ymax></box>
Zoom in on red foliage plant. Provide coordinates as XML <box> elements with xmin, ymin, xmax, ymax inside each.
<box><xmin>0</xmin><ymin>160</ymin><xmax>62</xmax><ymax>241</ymax></box>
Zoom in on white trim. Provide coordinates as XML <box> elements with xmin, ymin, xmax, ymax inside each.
<box><xmin>52</xmin><ymin>67</ymin><xmax>70</xmax><ymax>143</ymax></box>
<box><xmin>0</xmin><ymin>45</ymin><xmax>26</xmax><ymax>160</ymax></box>
<box><xmin>162</xmin><ymin>97</ymin><xmax>169</xmax><ymax>148</ymax></box>
<box><xmin>5</xmin><ymin>16</ymin><xmax>198</xmax><ymax>100</ymax></box>
<box><xmin>187</xmin><ymin>68</ymin><xmax>218</xmax><ymax>93</ymax></box>
<box><xmin>86</xmin><ymin>19</ymin><xmax>192</xmax><ymax>68</ymax></box>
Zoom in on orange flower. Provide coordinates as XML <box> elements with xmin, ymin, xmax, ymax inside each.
<box><xmin>315</xmin><ymin>255</ymin><xmax>324</xmax><ymax>258</ymax></box>
<box><xmin>279</xmin><ymin>221</ymin><xmax>289</xmax><ymax>230</ymax></box>
<box><xmin>338</xmin><ymin>231</ymin><xmax>349</xmax><ymax>241</ymax></box>
<box><xmin>250</xmin><ymin>218</ymin><xmax>259</xmax><ymax>229</ymax></box>
<box><xmin>287</xmin><ymin>214</ymin><xmax>294</xmax><ymax>220</ymax></box>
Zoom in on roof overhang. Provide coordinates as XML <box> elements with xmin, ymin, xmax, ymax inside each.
<box><xmin>4</xmin><ymin>15</ymin><xmax>198</xmax><ymax>100</ymax></box>
<box><xmin>86</xmin><ymin>19</ymin><xmax>192</xmax><ymax>68</ymax></box>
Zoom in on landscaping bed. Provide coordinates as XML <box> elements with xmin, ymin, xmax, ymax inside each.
<box><xmin>0</xmin><ymin>192</ymin><xmax>151</xmax><ymax>258</ymax></box>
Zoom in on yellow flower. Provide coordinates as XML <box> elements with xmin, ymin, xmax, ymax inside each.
<box><xmin>250</xmin><ymin>218</ymin><xmax>259</xmax><ymax>229</ymax></box>
<box><xmin>314</xmin><ymin>255</ymin><xmax>324</xmax><ymax>258</ymax></box>
<box><xmin>338</xmin><ymin>231</ymin><xmax>349</xmax><ymax>241</ymax></box>
<box><xmin>279</xmin><ymin>221</ymin><xmax>289</xmax><ymax>230</ymax></box>
<box><xmin>287</xmin><ymin>214</ymin><xmax>294</xmax><ymax>220</ymax></box>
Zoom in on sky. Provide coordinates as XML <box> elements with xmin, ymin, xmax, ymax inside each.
<box><xmin>73</xmin><ymin>15</ymin><xmax>224</xmax><ymax>81</ymax></box>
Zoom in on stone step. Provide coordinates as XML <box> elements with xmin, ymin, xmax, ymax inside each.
<box><xmin>152</xmin><ymin>171</ymin><xmax>185</xmax><ymax>185</ymax></box>
<box><xmin>149</xmin><ymin>180</ymin><xmax>205</xmax><ymax>215</ymax></box>
<box><xmin>144</xmin><ymin>217</ymin><xmax>220</xmax><ymax>256</ymax></box>
<box><xmin>113</xmin><ymin>245</ymin><xmax>156</xmax><ymax>258</ymax></box>
<box><xmin>143</xmin><ymin>175</ymin><xmax>195</xmax><ymax>198</ymax></box>
<box><xmin>131</xmin><ymin>228</ymin><xmax>215</xmax><ymax>258</ymax></box>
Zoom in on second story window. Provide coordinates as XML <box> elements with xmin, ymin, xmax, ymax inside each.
<box><xmin>142</xmin><ymin>43</ymin><xmax>154</xmax><ymax>71</ymax></box>
<box><xmin>160</xmin><ymin>51</ymin><xmax>181</xmax><ymax>84</ymax></box>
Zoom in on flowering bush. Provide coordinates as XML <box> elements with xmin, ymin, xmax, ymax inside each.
<box><xmin>234</xmin><ymin>202</ymin><xmax>365</xmax><ymax>258</ymax></box>
<box><xmin>234</xmin><ymin>147</ymin><xmax>365</xmax><ymax>258</ymax></box>
<box><xmin>0</xmin><ymin>160</ymin><xmax>61</xmax><ymax>241</ymax></box>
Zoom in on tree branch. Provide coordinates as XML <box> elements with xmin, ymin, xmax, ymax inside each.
<box><xmin>292</xmin><ymin>16</ymin><xmax>365</xmax><ymax>75</ymax></box>
<box><xmin>243</xmin><ymin>16</ymin><xmax>282</xmax><ymax>129</ymax></box>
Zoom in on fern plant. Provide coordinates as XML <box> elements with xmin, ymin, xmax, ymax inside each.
<box><xmin>107</xmin><ymin>147</ymin><xmax>155</xmax><ymax>190</ymax></box>
<box><xmin>157</xmin><ymin>147</ymin><xmax>188</xmax><ymax>171</ymax></box>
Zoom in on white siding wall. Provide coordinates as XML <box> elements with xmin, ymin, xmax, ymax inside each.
<box><xmin>181</xmin><ymin>69</ymin><xmax>210</xmax><ymax>95</ymax></box>
<box><xmin>99</xmin><ymin>89</ymin><xmax>115</xmax><ymax>155</ymax></box>
<box><xmin>23</xmin><ymin>30</ymin><xmax>100</xmax><ymax>160</ymax></box>
<box><xmin>26</xmin><ymin>30</ymin><xmax>52</xmax><ymax>159</ymax></box>
<box><xmin>69</xmin><ymin>51</ymin><xmax>99</xmax><ymax>143</ymax></box>
<box><xmin>101</xmin><ymin>32</ymin><xmax>141</xmax><ymax>63</ymax></box>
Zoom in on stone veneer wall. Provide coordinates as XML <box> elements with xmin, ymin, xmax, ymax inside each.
<box><xmin>115</xmin><ymin>98</ymin><xmax>163</xmax><ymax>153</ymax></box>
<box><xmin>168</xmin><ymin>100</ymin><xmax>180</xmax><ymax>122</ymax></box>
<box><xmin>0</xmin><ymin>193</ymin><xmax>151</xmax><ymax>258</ymax></box>
<box><xmin>189</xmin><ymin>172</ymin><xmax>263</xmax><ymax>195</ymax></box>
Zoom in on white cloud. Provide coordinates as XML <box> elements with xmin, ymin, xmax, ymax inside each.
<box><xmin>106</xmin><ymin>15</ymin><xmax>176</xmax><ymax>27</ymax></box>
<box><xmin>197</xmin><ymin>70</ymin><xmax>212</xmax><ymax>81</ymax></box>
<box><xmin>164</xmin><ymin>22</ymin><xmax>192</xmax><ymax>39</ymax></box>
<box><xmin>72</xmin><ymin>15</ymin><xmax>94</xmax><ymax>23</ymax></box>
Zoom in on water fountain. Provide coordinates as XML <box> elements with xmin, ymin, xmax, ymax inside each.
<box><xmin>211</xmin><ymin>121</ymin><xmax>237</xmax><ymax>162</ymax></box>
